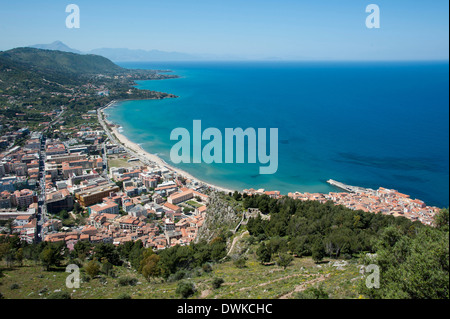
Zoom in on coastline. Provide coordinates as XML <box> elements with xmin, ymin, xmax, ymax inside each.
<box><xmin>100</xmin><ymin>101</ymin><xmax>235</xmax><ymax>194</ymax></box>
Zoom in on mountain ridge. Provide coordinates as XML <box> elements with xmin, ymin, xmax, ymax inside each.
<box><xmin>28</xmin><ymin>41</ymin><xmax>201</xmax><ymax>62</ymax></box>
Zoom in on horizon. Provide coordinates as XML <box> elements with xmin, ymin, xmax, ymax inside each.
<box><xmin>2</xmin><ymin>44</ymin><xmax>450</xmax><ymax>63</ymax></box>
<box><xmin>1</xmin><ymin>0</ymin><xmax>448</xmax><ymax>61</ymax></box>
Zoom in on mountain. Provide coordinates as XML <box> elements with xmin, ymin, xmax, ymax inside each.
<box><xmin>0</xmin><ymin>47</ymin><xmax>124</xmax><ymax>75</ymax></box>
<box><xmin>27</xmin><ymin>41</ymin><xmax>200</xmax><ymax>62</ymax></box>
<box><xmin>88</xmin><ymin>48</ymin><xmax>199</xmax><ymax>62</ymax></box>
<box><xmin>29</xmin><ymin>41</ymin><xmax>82</xmax><ymax>54</ymax></box>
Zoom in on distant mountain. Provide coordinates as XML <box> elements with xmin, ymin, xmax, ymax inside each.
<box><xmin>88</xmin><ymin>48</ymin><xmax>199</xmax><ymax>62</ymax></box>
<box><xmin>29</xmin><ymin>41</ymin><xmax>82</xmax><ymax>54</ymax></box>
<box><xmin>0</xmin><ymin>47</ymin><xmax>124</xmax><ymax>75</ymax></box>
<box><xmin>25</xmin><ymin>41</ymin><xmax>266</xmax><ymax>62</ymax></box>
<box><xmin>27</xmin><ymin>41</ymin><xmax>200</xmax><ymax>62</ymax></box>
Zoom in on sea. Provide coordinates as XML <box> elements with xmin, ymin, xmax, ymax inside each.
<box><xmin>104</xmin><ymin>61</ymin><xmax>449</xmax><ymax>208</ymax></box>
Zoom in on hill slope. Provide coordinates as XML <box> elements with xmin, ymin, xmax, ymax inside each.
<box><xmin>0</xmin><ymin>47</ymin><xmax>124</xmax><ymax>76</ymax></box>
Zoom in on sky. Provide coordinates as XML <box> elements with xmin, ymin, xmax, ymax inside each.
<box><xmin>0</xmin><ymin>0</ymin><xmax>448</xmax><ymax>60</ymax></box>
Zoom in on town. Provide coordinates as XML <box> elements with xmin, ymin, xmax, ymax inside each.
<box><xmin>0</xmin><ymin>103</ymin><xmax>214</xmax><ymax>250</ymax></box>
<box><xmin>244</xmin><ymin>180</ymin><xmax>440</xmax><ymax>226</ymax></box>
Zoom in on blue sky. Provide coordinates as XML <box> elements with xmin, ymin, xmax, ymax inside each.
<box><xmin>0</xmin><ymin>0</ymin><xmax>448</xmax><ymax>60</ymax></box>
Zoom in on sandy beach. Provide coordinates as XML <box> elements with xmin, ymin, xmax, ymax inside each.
<box><xmin>101</xmin><ymin>104</ymin><xmax>235</xmax><ymax>194</ymax></box>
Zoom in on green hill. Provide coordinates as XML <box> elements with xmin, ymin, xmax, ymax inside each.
<box><xmin>0</xmin><ymin>47</ymin><xmax>124</xmax><ymax>76</ymax></box>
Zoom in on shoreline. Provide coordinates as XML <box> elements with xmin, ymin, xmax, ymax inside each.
<box><xmin>100</xmin><ymin>101</ymin><xmax>236</xmax><ymax>194</ymax></box>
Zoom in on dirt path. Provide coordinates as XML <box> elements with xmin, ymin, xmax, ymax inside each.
<box><xmin>227</xmin><ymin>231</ymin><xmax>249</xmax><ymax>256</ymax></box>
<box><xmin>278</xmin><ymin>273</ymin><xmax>330</xmax><ymax>299</ymax></box>
<box><xmin>200</xmin><ymin>289</ymin><xmax>212</xmax><ymax>299</ymax></box>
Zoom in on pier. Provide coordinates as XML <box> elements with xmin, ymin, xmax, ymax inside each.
<box><xmin>327</xmin><ymin>179</ymin><xmax>374</xmax><ymax>194</ymax></box>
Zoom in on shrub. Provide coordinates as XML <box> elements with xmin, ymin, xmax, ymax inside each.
<box><xmin>118</xmin><ymin>276</ymin><xmax>138</xmax><ymax>286</ymax></box>
<box><xmin>295</xmin><ymin>286</ymin><xmax>329</xmax><ymax>299</ymax></box>
<box><xmin>84</xmin><ymin>260</ymin><xmax>101</xmax><ymax>278</ymax></box>
<box><xmin>81</xmin><ymin>273</ymin><xmax>91</xmax><ymax>283</ymax></box>
<box><xmin>39</xmin><ymin>287</ymin><xmax>48</xmax><ymax>294</ymax></box>
<box><xmin>117</xmin><ymin>293</ymin><xmax>132</xmax><ymax>299</ymax></box>
<box><xmin>212</xmin><ymin>277</ymin><xmax>224</xmax><ymax>290</ymax></box>
<box><xmin>202</xmin><ymin>263</ymin><xmax>213</xmax><ymax>273</ymax></box>
<box><xmin>10</xmin><ymin>283</ymin><xmax>20</xmax><ymax>290</ymax></box>
<box><xmin>233</xmin><ymin>257</ymin><xmax>247</xmax><ymax>269</ymax></box>
<box><xmin>176</xmin><ymin>280</ymin><xmax>196</xmax><ymax>299</ymax></box>
<box><xmin>48</xmin><ymin>291</ymin><xmax>71</xmax><ymax>299</ymax></box>
<box><xmin>168</xmin><ymin>270</ymin><xmax>187</xmax><ymax>282</ymax></box>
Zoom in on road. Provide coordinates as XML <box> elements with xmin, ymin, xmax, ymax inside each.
<box><xmin>35</xmin><ymin>107</ymin><xmax>64</xmax><ymax>242</ymax></box>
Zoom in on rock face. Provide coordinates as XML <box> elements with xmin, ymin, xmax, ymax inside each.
<box><xmin>195</xmin><ymin>192</ymin><xmax>242</xmax><ymax>243</ymax></box>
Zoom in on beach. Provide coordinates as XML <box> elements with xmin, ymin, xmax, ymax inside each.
<box><xmin>100</xmin><ymin>104</ymin><xmax>235</xmax><ymax>194</ymax></box>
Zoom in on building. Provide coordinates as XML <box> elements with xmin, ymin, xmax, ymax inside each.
<box><xmin>0</xmin><ymin>191</ymin><xmax>12</xmax><ymax>209</ymax></box>
<box><xmin>167</xmin><ymin>189</ymin><xmax>194</xmax><ymax>205</ymax></box>
<box><xmin>46</xmin><ymin>189</ymin><xmax>74</xmax><ymax>215</ymax></box>
<box><xmin>89</xmin><ymin>201</ymin><xmax>120</xmax><ymax>215</ymax></box>
<box><xmin>163</xmin><ymin>202</ymin><xmax>182</xmax><ymax>214</ymax></box>
<box><xmin>12</xmin><ymin>189</ymin><xmax>36</xmax><ymax>208</ymax></box>
<box><xmin>76</xmin><ymin>184</ymin><xmax>120</xmax><ymax>207</ymax></box>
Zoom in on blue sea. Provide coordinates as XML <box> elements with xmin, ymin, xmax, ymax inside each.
<box><xmin>105</xmin><ymin>61</ymin><xmax>449</xmax><ymax>208</ymax></box>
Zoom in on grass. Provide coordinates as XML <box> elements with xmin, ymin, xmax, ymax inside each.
<box><xmin>108</xmin><ymin>158</ymin><xmax>139</xmax><ymax>168</ymax></box>
<box><xmin>186</xmin><ymin>201</ymin><xmax>203</xmax><ymax>208</ymax></box>
<box><xmin>0</xmin><ymin>236</ymin><xmax>364</xmax><ymax>299</ymax></box>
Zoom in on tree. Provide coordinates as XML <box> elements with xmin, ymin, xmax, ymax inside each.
<box><xmin>128</xmin><ymin>240</ymin><xmax>144</xmax><ymax>270</ymax></box>
<box><xmin>72</xmin><ymin>240</ymin><xmax>92</xmax><ymax>260</ymax></box>
<box><xmin>359</xmin><ymin>226</ymin><xmax>449</xmax><ymax>299</ymax></box>
<box><xmin>311</xmin><ymin>241</ymin><xmax>326</xmax><ymax>264</ymax></box>
<box><xmin>101</xmin><ymin>257</ymin><xmax>115</xmax><ymax>277</ymax></box>
<box><xmin>115</xmin><ymin>181</ymin><xmax>124</xmax><ymax>190</ymax></box>
<box><xmin>434</xmin><ymin>209</ymin><xmax>449</xmax><ymax>232</ymax></box>
<box><xmin>73</xmin><ymin>202</ymin><xmax>83</xmax><ymax>214</ymax></box>
<box><xmin>276</xmin><ymin>253</ymin><xmax>294</xmax><ymax>270</ymax></box>
<box><xmin>85</xmin><ymin>260</ymin><xmax>101</xmax><ymax>278</ymax></box>
<box><xmin>40</xmin><ymin>243</ymin><xmax>64</xmax><ymax>271</ymax></box>
<box><xmin>139</xmin><ymin>250</ymin><xmax>161</xmax><ymax>281</ymax></box>
<box><xmin>256</xmin><ymin>242</ymin><xmax>272</xmax><ymax>264</ymax></box>
<box><xmin>15</xmin><ymin>248</ymin><xmax>24</xmax><ymax>267</ymax></box>
<box><xmin>93</xmin><ymin>243</ymin><xmax>121</xmax><ymax>266</ymax></box>
<box><xmin>59</xmin><ymin>210</ymin><xmax>69</xmax><ymax>220</ymax></box>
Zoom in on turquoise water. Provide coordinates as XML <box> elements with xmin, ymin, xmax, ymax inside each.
<box><xmin>106</xmin><ymin>61</ymin><xmax>449</xmax><ymax>207</ymax></box>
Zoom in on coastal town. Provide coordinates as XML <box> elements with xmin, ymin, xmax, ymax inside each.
<box><xmin>0</xmin><ymin>99</ymin><xmax>216</xmax><ymax>249</ymax></box>
<box><xmin>244</xmin><ymin>180</ymin><xmax>440</xmax><ymax>226</ymax></box>
<box><xmin>0</xmin><ymin>47</ymin><xmax>444</xmax><ymax>250</ymax></box>
<box><xmin>0</xmin><ymin>97</ymin><xmax>442</xmax><ymax>250</ymax></box>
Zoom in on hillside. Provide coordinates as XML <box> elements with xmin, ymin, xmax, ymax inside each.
<box><xmin>0</xmin><ymin>47</ymin><xmax>178</xmax><ymax>130</ymax></box>
<box><xmin>0</xmin><ymin>47</ymin><xmax>124</xmax><ymax>76</ymax></box>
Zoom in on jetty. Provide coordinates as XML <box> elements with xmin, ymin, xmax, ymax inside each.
<box><xmin>327</xmin><ymin>179</ymin><xmax>374</xmax><ymax>194</ymax></box>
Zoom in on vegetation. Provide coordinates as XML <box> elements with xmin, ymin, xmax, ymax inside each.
<box><xmin>212</xmin><ymin>277</ymin><xmax>225</xmax><ymax>290</ymax></box>
<box><xmin>176</xmin><ymin>280</ymin><xmax>196</xmax><ymax>299</ymax></box>
<box><xmin>0</xmin><ymin>195</ymin><xmax>447</xmax><ymax>299</ymax></box>
<box><xmin>0</xmin><ymin>47</ymin><xmax>178</xmax><ymax>131</ymax></box>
